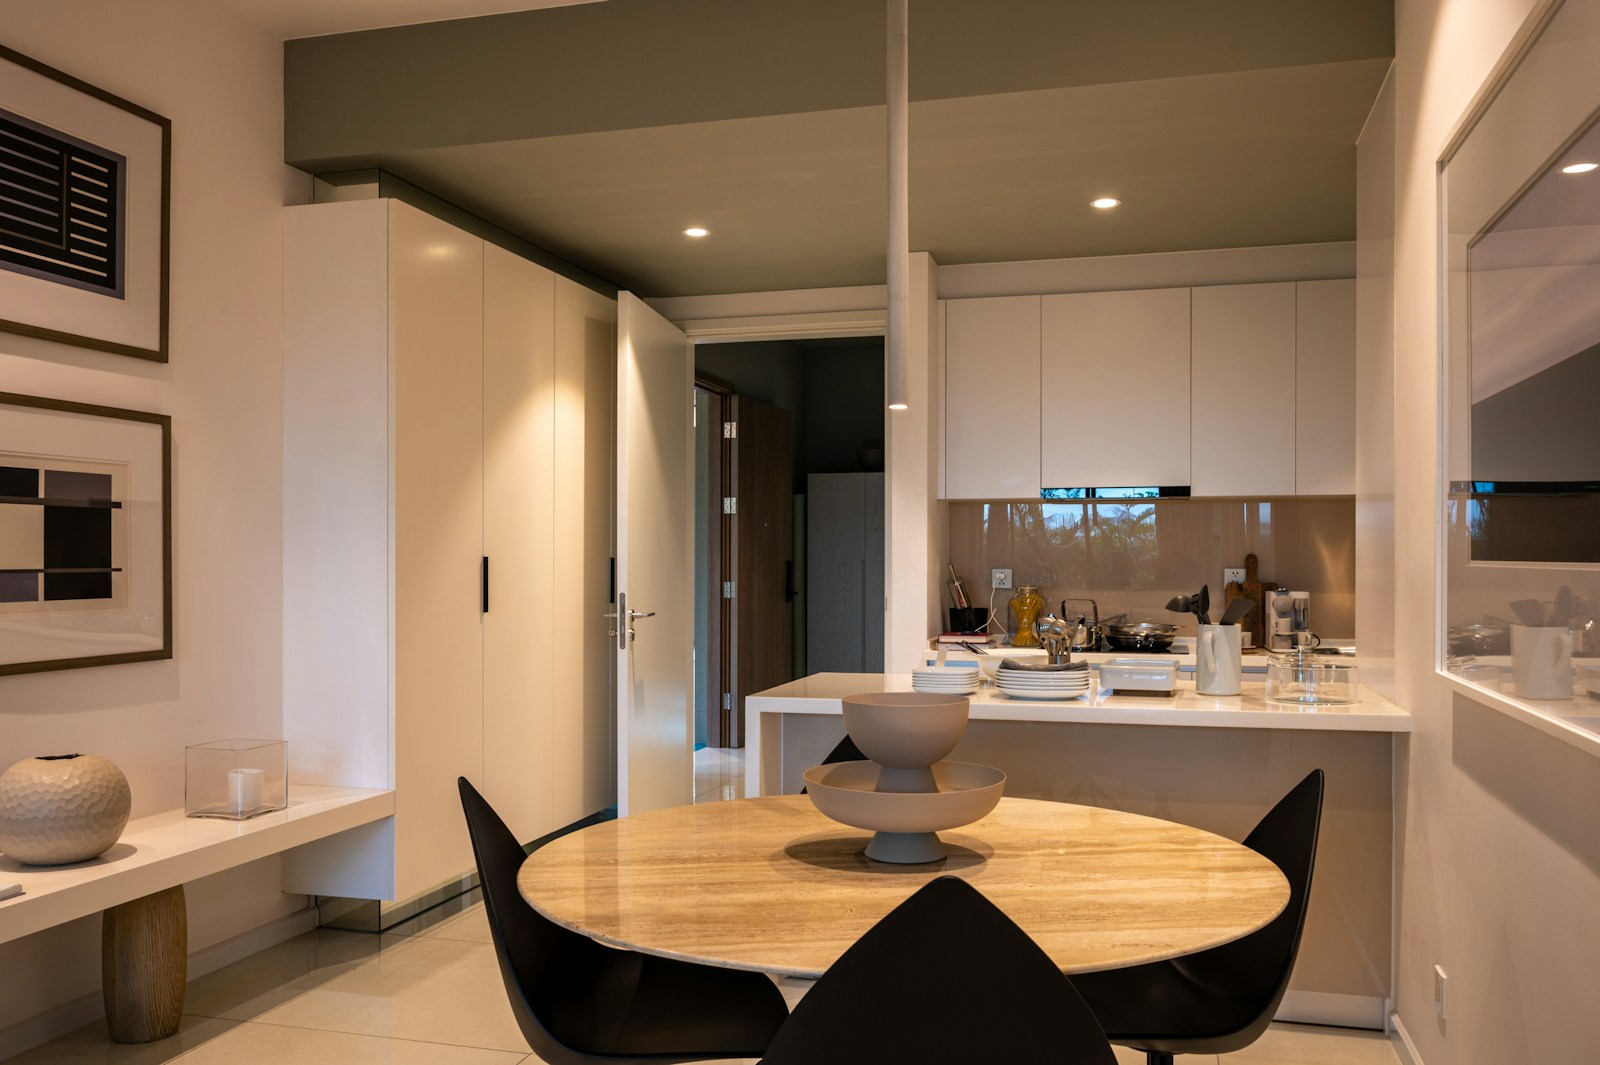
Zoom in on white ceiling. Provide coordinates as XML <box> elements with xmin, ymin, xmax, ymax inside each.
<box><xmin>217</xmin><ymin>0</ymin><xmax>602</xmax><ymax>40</ymax></box>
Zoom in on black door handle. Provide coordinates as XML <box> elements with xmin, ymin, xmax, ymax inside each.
<box><xmin>481</xmin><ymin>556</ymin><xmax>489</xmax><ymax>613</ymax></box>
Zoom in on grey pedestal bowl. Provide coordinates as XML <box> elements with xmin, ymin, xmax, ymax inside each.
<box><xmin>804</xmin><ymin>692</ymin><xmax>1005</xmax><ymax>863</ymax></box>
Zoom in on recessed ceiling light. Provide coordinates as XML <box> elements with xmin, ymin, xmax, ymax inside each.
<box><xmin>1561</xmin><ymin>162</ymin><xmax>1598</xmax><ymax>174</ymax></box>
<box><xmin>683</xmin><ymin>227</ymin><xmax>710</xmax><ymax>237</ymax></box>
<box><xmin>1090</xmin><ymin>197</ymin><xmax>1121</xmax><ymax>209</ymax></box>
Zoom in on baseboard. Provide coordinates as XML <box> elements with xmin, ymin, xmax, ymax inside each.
<box><xmin>0</xmin><ymin>907</ymin><xmax>318</xmax><ymax>1062</ymax></box>
<box><xmin>1389</xmin><ymin>1011</ymin><xmax>1426</xmax><ymax>1065</ymax></box>
<box><xmin>1276</xmin><ymin>990</ymin><xmax>1387</xmax><ymax>1029</ymax></box>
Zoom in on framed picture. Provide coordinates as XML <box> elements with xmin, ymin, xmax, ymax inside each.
<box><xmin>0</xmin><ymin>44</ymin><xmax>170</xmax><ymax>361</ymax></box>
<box><xmin>0</xmin><ymin>392</ymin><xmax>171</xmax><ymax>675</ymax></box>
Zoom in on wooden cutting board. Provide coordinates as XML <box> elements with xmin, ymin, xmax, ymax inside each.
<box><xmin>1223</xmin><ymin>553</ymin><xmax>1267</xmax><ymax>650</ymax></box>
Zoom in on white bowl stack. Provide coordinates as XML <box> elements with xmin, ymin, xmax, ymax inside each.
<box><xmin>994</xmin><ymin>663</ymin><xmax>1092</xmax><ymax>700</ymax></box>
<box><xmin>910</xmin><ymin>666</ymin><xmax>980</xmax><ymax>695</ymax></box>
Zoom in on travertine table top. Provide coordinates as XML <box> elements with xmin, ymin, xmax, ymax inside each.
<box><xmin>517</xmin><ymin>795</ymin><xmax>1289</xmax><ymax>978</ymax></box>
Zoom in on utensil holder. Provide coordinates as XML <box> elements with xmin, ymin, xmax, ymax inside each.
<box><xmin>1510</xmin><ymin>625</ymin><xmax>1573</xmax><ymax>700</ymax></box>
<box><xmin>1196</xmin><ymin>624</ymin><xmax>1243</xmax><ymax>696</ymax></box>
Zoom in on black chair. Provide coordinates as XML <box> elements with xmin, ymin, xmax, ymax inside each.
<box><xmin>1068</xmin><ymin>769</ymin><xmax>1326</xmax><ymax>1065</ymax></box>
<box><xmin>457</xmin><ymin>777</ymin><xmax>788</xmax><ymax>1064</ymax></box>
<box><xmin>760</xmin><ymin>876</ymin><xmax>1116</xmax><ymax>1065</ymax></box>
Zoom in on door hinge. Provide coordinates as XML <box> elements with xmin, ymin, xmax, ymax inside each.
<box><xmin>723</xmin><ymin>580</ymin><xmax>736</xmax><ymax>599</ymax></box>
<box><xmin>722</xmin><ymin>692</ymin><xmax>733</xmax><ymax>711</ymax></box>
<box><xmin>723</xmin><ymin>421</ymin><xmax>737</xmax><ymax>438</ymax></box>
<box><xmin>723</xmin><ymin>496</ymin><xmax>737</xmax><ymax>514</ymax></box>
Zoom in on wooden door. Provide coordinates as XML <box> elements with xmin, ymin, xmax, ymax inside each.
<box><xmin>725</xmin><ymin>395</ymin><xmax>794</xmax><ymax>747</ymax></box>
<box><xmin>614</xmin><ymin>293</ymin><xmax>694</xmax><ymax>815</ymax></box>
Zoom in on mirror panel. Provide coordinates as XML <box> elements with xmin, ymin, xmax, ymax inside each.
<box><xmin>1440</xmin><ymin>0</ymin><xmax>1600</xmax><ymax>740</ymax></box>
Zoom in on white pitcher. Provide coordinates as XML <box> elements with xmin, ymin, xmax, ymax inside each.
<box><xmin>1511</xmin><ymin>625</ymin><xmax>1573</xmax><ymax>700</ymax></box>
<box><xmin>1197</xmin><ymin>624</ymin><xmax>1243</xmax><ymax>696</ymax></box>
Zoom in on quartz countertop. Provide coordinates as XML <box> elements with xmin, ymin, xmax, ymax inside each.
<box><xmin>748</xmin><ymin>671</ymin><xmax>1410</xmax><ymax>733</ymax></box>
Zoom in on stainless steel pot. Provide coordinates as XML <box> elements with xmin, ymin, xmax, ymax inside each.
<box><xmin>1104</xmin><ymin>621</ymin><xmax>1178</xmax><ymax>652</ymax></box>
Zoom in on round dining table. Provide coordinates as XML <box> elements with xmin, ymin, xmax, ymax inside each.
<box><xmin>517</xmin><ymin>795</ymin><xmax>1289</xmax><ymax>978</ymax></box>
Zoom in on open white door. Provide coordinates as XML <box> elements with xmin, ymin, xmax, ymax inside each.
<box><xmin>613</xmin><ymin>293</ymin><xmax>695</xmax><ymax>816</ymax></box>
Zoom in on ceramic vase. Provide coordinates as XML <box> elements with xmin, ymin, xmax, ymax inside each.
<box><xmin>0</xmin><ymin>754</ymin><xmax>132</xmax><ymax>865</ymax></box>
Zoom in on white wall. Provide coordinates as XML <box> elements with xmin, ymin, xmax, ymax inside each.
<box><xmin>0</xmin><ymin>0</ymin><xmax>302</xmax><ymax>1049</ymax></box>
<box><xmin>1385</xmin><ymin>1</ymin><xmax>1600</xmax><ymax>1062</ymax></box>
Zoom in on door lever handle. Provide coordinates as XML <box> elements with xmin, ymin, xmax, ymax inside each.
<box><xmin>627</xmin><ymin>609</ymin><xmax>656</xmax><ymax>620</ymax></box>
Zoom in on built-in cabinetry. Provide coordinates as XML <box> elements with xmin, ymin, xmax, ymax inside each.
<box><xmin>1191</xmin><ymin>282</ymin><xmax>1297</xmax><ymax>496</ymax></box>
<box><xmin>281</xmin><ymin>199</ymin><xmax>614</xmax><ymax>904</ymax></box>
<box><xmin>806</xmin><ymin>473</ymin><xmax>886</xmax><ymax>674</ymax></box>
<box><xmin>1294</xmin><ymin>279</ymin><xmax>1357</xmax><ymax>495</ymax></box>
<box><xmin>943</xmin><ymin>278</ymin><xmax>1356</xmax><ymax>499</ymax></box>
<box><xmin>1041</xmin><ymin>288</ymin><xmax>1191</xmax><ymax>489</ymax></box>
<box><xmin>944</xmin><ymin>296</ymin><xmax>1040</xmax><ymax>498</ymax></box>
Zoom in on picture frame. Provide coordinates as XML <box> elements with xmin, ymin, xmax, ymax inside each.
<box><xmin>0</xmin><ymin>391</ymin><xmax>171</xmax><ymax>675</ymax></box>
<box><xmin>0</xmin><ymin>44</ymin><xmax>170</xmax><ymax>362</ymax></box>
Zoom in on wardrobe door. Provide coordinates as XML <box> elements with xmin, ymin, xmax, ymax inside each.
<box><xmin>553</xmin><ymin>276</ymin><xmax>617</xmax><ymax>821</ymax></box>
<box><xmin>482</xmin><ymin>245</ymin><xmax>558</xmax><ymax>842</ymax></box>
<box><xmin>390</xmin><ymin>201</ymin><xmax>485</xmax><ymax>900</ymax></box>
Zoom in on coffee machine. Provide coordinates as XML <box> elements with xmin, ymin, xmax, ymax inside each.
<box><xmin>1268</xmin><ymin>588</ymin><xmax>1312</xmax><ymax>650</ymax></box>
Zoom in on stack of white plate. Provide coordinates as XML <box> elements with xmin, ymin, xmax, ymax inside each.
<box><xmin>910</xmin><ymin>666</ymin><xmax>979</xmax><ymax>695</ymax></box>
<box><xmin>994</xmin><ymin>667</ymin><xmax>1092</xmax><ymax>701</ymax></box>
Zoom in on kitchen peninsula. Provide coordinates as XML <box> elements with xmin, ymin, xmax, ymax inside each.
<box><xmin>746</xmin><ymin>671</ymin><xmax>1408</xmax><ymax>1029</ymax></box>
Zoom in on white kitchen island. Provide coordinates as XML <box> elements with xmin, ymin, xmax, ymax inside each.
<box><xmin>745</xmin><ymin>671</ymin><xmax>1410</xmax><ymax>1030</ymax></box>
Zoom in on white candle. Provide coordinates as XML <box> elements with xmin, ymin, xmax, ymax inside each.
<box><xmin>229</xmin><ymin>767</ymin><xmax>264</xmax><ymax>814</ymax></box>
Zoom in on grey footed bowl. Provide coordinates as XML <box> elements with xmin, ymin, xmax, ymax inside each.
<box><xmin>840</xmin><ymin>691</ymin><xmax>969</xmax><ymax>792</ymax></box>
<box><xmin>803</xmin><ymin>760</ymin><xmax>1006</xmax><ymax>864</ymax></box>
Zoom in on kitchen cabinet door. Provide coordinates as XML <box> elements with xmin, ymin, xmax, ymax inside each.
<box><xmin>1041</xmin><ymin>288</ymin><xmax>1190</xmax><ymax>488</ymax></box>
<box><xmin>1296</xmin><ymin>279</ymin><xmax>1356</xmax><ymax>494</ymax></box>
<box><xmin>944</xmin><ymin>295</ymin><xmax>1040</xmax><ymax>499</ymax></box>
<box><xmin>1191</xmin><ymin>283</ymin><xmax>1296</xmax><ymax>496</ymax></box>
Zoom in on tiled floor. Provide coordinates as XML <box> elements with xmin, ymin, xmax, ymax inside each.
<box><xmin>11</xmin><ymin>751</ymin><xmax>1402</xmax><ymax>1065</ymax></box>
<box><xmin>694</xmin><ymin>744</ymin><xmax>746</xmax><ymax>803</ymax></box>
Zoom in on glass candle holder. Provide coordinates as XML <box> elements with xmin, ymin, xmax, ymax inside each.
<box><xmin>186</xmin><ymin>739</ymin><xmax>287</xmax><ymax>820</ymax></box>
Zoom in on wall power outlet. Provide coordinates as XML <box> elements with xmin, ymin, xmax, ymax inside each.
<box><xmin>992</xmin><ymin>569</ymin><xmax>1013</xmax><ymax>590</ymax></box>
<box><xmin>1223</xmin><ymin>567</ymin><xmax>1246</xmax><ymax>586</ymax></box>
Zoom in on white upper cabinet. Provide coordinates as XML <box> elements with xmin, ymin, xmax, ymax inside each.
<box><xmin>1041</xmin><ymin>288</ymin><xmax>1191</xmax><ymax>488</ymax></box>
<box><xmin>944</xmin><ymin>295</ymin><xmax>1041</xmax><ymax>499</ymax></box>
<box><xmin>1295</xmin><ymin>279</ymin><xmax>1357</xmax><ymax>495</ymax></box>
<box><xmin>1191</xmin><ymin>282</ymin><xmax>1297</xmax><ymax>496</ymax></box>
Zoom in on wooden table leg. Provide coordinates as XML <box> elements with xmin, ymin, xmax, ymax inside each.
<box><xmin>101</xmin><ymin>884</ymin><xmax>187</xmax><ymax>1043</ymax></box>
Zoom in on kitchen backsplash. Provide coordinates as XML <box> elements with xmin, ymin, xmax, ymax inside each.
<box><xmin>947</xmin><ymin>497</ymin><xmax>1355</xmax><ymax>639</ymax></box>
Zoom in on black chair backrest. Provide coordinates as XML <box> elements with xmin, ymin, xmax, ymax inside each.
<box><xmin>457</xmin><ymin>777</ymin><xmax>606</xmax><ymax>1060</ymax></box>
<box><xmin>1174</xmin><ymin>768</ymin><xmax>1324</xmax><ymax>1037</ymax></box>
<box><xmin>760</xmin><ymin>876</ymin><xmax>1116</xmax><ymax>1065</ymax></box>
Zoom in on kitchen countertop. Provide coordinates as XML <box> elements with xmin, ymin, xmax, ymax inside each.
<box><xmin>924</xmin><ymin>640</ymin><xmax>1358</xmax><ymax>674</ymax></box>
<box><xmin>748</xmin><ymin>671</ymin><xmax>1410</xmax><ymax>734</ymax></box>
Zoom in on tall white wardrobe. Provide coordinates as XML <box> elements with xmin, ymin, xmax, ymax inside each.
<box><xmin>281</xmin><ymin>198</ymin><xmax>614</xmax><ymax>905</ymax></box>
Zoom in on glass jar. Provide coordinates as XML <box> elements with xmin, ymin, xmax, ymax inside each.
<box><xmin>1264</xmin><ymin>648</ymin><xmax>1358</xmax><ymax>705</ymax></box>
<box><xmin>1008</xmin><ymin>584</ymin><xmax>1045</xmax><ymax>647</ymax></box>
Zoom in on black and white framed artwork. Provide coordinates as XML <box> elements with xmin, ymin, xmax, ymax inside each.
<box><xmin>0</xmin><ymin>392</ymin><xmax>171</xmax><ymax>675</ymax></box>
<box><xmin>0</xmin><ymin>45</ymin><xmax>170</xmax><ymax>361</ymax></box>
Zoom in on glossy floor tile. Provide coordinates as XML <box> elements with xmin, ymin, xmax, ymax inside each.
<box><xmin>13</xmin><ymin>892</ymin><xmax>1398</xmax><ymax>1065</ymax></box>
<box><xmin>250</xmin><ymin>934</ymin><xmax>529</xmax><ymax>1053</ymax></box>
<box><xmin>694</xmin><ymin>745</ymin><xmax>746</xmax><ymax>804</ymax></box>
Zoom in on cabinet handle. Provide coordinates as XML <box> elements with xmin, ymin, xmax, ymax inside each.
<box><xmin>481</xmin><ymin>556</ymin><xmax>489</xmax><ymax>614</ymax></box>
